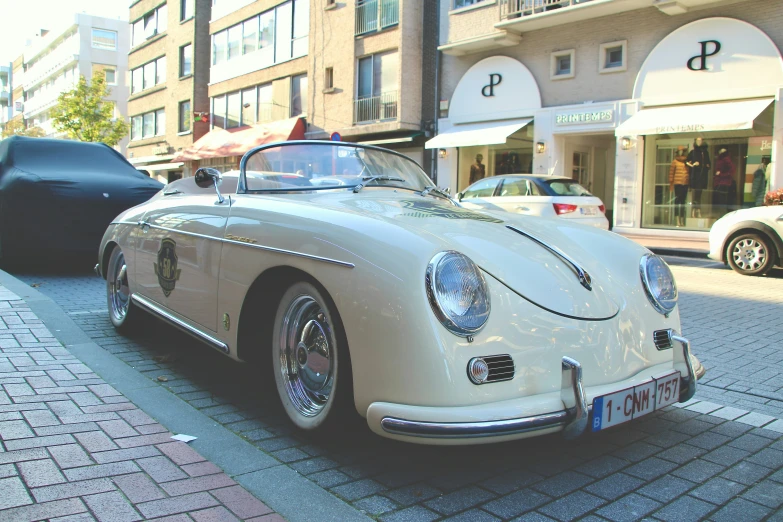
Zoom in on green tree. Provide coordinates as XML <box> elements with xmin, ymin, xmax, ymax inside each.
<box><xmin>51</xmin><ymin>75</ymin><xmax>128</xmax><ymax>147</ymax></box>
<box><xmin>1</xmin><ymin>119</ymin><xmax>46</xmax><ymax>138</ymax></box>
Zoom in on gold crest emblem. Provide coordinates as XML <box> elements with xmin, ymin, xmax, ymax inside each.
<box><xmin>153</xmin><ymin>238</ymin><xmax>181</xmax><ymax>297</ymax></box>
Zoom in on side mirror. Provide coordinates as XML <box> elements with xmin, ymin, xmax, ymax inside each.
<box><xmin>194</xmin><ymin>167</ymin><xmax>225</xmax><ymax>204</ymax></box>
<box><xmin>456</xmin><ymin>192</ymin><xmax>463</xmax><ymax>201</ymax></box>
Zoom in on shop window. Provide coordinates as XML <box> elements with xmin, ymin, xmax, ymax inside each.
<box><xmin>178</xmin><ymin>100</ymin><xmax>191</xmax><ymax>133</ymax></box>
<box><xmin>91</xmin><ymin>29</ymin><xmax>117</xmax><ymax>50</ymax></box>
<box><xmin>179</xmin><ymin>44</ymin><xmax>192</xmax><ymax>77</ymax></box>
<box><xmin>550</xmin><ymin>50</ymin><xmax>575</xmax><ymax>80</ymax></box>
<box><xmin>599</xmin><ymin>41</ymin><xmax>627</xmax><ymax>73</ymax></box>
<box><xmin>641</xmin><ymin>117</ymin><xmax>774</xmax><ymax>232</ymax></box>
<box><xmin>456</xmin><ymin>124</ymin><xmax>534</xmax><ymax>191</ymax></box>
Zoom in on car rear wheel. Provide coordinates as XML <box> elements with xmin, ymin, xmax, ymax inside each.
<box><xmin>106</xmin><ymin>246</ymin><xmax>138</xmax><ymax>330</ymax></box>
<box><xmin>272</xmin><ymin>281</ymin><xmax>353</xmax><ymax>431</ymax></box>
<box><xmin>727</xmin><ymin>233</ymin><xmax>774</xmax><ymax>276</ymax></box>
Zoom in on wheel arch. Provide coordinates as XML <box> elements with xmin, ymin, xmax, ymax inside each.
<box><xmin>99</xmin><ymin>241</ymin><xmax>118</xmax><ymax>280</ymax></box>
<box><xmin>722</xmin><ymin>221</ymin><xmax>783</xmax><ymax>265</ymax></box>
<box><xmin>235</xmin><ymin>265</ymin><xmax>346</xmax><ymax>365</ymax></box>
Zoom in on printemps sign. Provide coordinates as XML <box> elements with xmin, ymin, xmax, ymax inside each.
<box><xmin>556</xmin><ymin>110</ymin><xmax>614</xmax><ymax>126</ymax></box>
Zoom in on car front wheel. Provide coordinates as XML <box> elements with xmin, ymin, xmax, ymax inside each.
<box><xmin>106</xmin><ymin>245</ymin><xmax>138</xmax><ymax>330</ymax></box>
<box><xmin>727</xmin><ymin>233</ymin><xmax>774</xmax><ymax>276</ymax></box>
<box><xmin>272</xmin><ymin>281</ymin><xmax>353</xmax><ymax>431</ymax></box>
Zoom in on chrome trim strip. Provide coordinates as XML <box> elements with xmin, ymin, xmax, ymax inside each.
<box><xmin>110</xmin><ymin>220</ymin><xmax>140</xmax><ymax>226</ymax></box>
<box><xmin>131</xmin><ymin>294</ymin><xmax>229</xmax><ymax>354</ymax></box>
<box><xmin>672</xmin><ymin>334</ymin><xmax>697</xmax><ymax>403</ymax></box>
<box><xmin>93</xmin><ymin>263</ymin><xmax>101</xmax><ymax>278</ymax></box>
<box><xmin>561</xmin><ymin>356</ymin><xmax>588</xmax><ymax>439</ymax></box>
<box><xmin>380</xmin><ymin>411</ymin><xmax>568</xmax><ymax>439</ymax></box>
<box><xmin>139</xmin><ymin>222</ymin><xmax>355</xmax><ymax>269</ymax></box>
<box><xmin>506</xmin><ymin>225</ymin><xmax>592</xmax><ymax>291</ymax></box>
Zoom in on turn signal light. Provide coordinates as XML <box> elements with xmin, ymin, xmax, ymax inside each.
<box><xmin>553</xmin><ymin>203</ymin><xmax>577</xmax><ymax>215</ymax></box>
<box><xmin>599</xmin><ymin>204</ymin><xmax>606</xmax><ymax>214</ymax></box>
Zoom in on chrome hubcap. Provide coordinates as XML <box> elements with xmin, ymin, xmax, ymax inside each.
<box><xmin>109</xmin><ymin>253</ymin><xmax>130</xmax><ymax>321</ymax></box>
<box><xmin>732</xmin><ymin>239</ymin><xmax>766</xmax><ymax>271</ymax></box>
<box><xmin>279</xmin><ymin>296</ymin><xmax>334</xmax><ymax>417</ymax></box>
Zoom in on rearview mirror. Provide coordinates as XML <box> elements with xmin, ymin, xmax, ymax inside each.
<box><xmin>194</xmin><ymin>167</ymin><xmax>225</xmax><ymax>204</ymax></box>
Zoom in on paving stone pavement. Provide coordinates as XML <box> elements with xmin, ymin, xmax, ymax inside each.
<box><xmin>0</xmin><ymin>283</ymin><xmax>284</xmax><ymax>522</ymax></box>
<box><xmin>7</xmin><ymin>261</ymin><xmax>783</xmax><ymax>521</ymax></box>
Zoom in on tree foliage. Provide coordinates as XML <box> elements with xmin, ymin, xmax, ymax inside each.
<box><xmin>51</xmin><ymin>75</ymin><xmax>128</xmax><ymax>147</ymax></box>
<box><xmin>1</xmin><ymin>119</ymin><xmax>46</xmax><ymax>139</ymax></box>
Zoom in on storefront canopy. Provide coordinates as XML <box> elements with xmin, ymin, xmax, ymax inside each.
<box><xmin>424</xmin><ymin>118</ymin><xmax>533</xmax><ymax>149</ymax></box>
<box><xmin>137</xmin><ymin>162</ymin><xmax>184</xmax><ymax>172</ymax></box>
<box><xmin>615</xmin><ymin>99</ymin><xmax>773</xmax><ymax>136</ymax></box>
<box><xmin>173</xmin><ymin>117</ymin><xmax>305</xmax><ymax>162</ymax></box>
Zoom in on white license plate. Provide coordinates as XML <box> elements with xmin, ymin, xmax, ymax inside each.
<box><xmin>591</xmin><ymin>371</ymin><xmax>681</xmax><ymax>431</ymax></box>
<box><xmin>580</xmin><ymin>207</ymin><xmax>596</xmax><ymax>216</ymax></box>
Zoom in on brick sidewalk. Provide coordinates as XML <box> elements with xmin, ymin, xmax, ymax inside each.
<box><xmin>0</xmin><ymin>284</ymin><xmax>285</xmax><ymax>522</ymax></box>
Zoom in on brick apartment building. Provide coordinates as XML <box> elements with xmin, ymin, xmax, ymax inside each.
<box><xmin>171</xmin><ymin>0</ymin><xmax>438</xmax><ymax>177</ymax></box>
<box><xmin>127</xmin><ymin>0</ymin><xmax>212</xmax><ymax>181</ymax></box>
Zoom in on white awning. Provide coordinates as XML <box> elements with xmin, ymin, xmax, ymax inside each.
<box><xmin>136</xmin><ymin>162</ymin><xmax>184</xmax><ymax>172</ymax></box>
<box><xmin>425</xmin><ymin>118</ymin><xmax>533</xmax><ymax>149</ymax></box>
<box><xmin>615</xmin><ymin>98</ymin><xmax>773</xmax><ymax>136</ymax></box>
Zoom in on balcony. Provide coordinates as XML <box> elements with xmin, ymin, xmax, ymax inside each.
<box><xmin>354</xmin><ymin>91</ymin><xmax>398</xmax><ymax>124</ymax></box>
<box><xmin>355</xmin><ymin>0</ymin><xmax>399</xmax><ymax>37</ymax></box>
<box><xmin>23</xmin><ymin>36</ymin><xmax>80</xmax><ymax>90</ymax></box>
<box><xmin>0</xmin><ymin>90</ymin><xmax>8</xmax><ymax>106</ymax></box>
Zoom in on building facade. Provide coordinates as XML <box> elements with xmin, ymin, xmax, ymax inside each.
<box><xmin>18</xmin><ymin>15</ymin><xmax>130</xmax><ymax>152</ymax></box>
<box><xmin>127</xmin><ymin>0</ymin><xmax>212</xmax><ymax>181</ymax></box>
<box><xmin>0</xmin><ymin>63</ymin><xmax>11</xmax><ymax>126</ymax></box>
<box><xmin>173</xmin><ymin>0</ymin><xmax>438</xmax><ymax>177</ymax></box>
<box><xmin>430</xmin><ymin>0</ymin><xmax>783</xmax><ymax>250</ymax></box>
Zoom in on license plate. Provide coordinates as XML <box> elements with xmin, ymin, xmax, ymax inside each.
<box><xmin>580</xmin><ymin>207</ymin><xmax>596</xmax><ymax>215</ymax></box>
<box><xmin>591</xmin><ymin>371</ymin><xmax>680</xmax><ymax>431</ymax></box>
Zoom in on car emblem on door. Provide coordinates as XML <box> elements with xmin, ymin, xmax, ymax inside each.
<box><xmin>154</xmin><ymin>238</ymin><xmax>181</xmax><ymax>297</ymax></box>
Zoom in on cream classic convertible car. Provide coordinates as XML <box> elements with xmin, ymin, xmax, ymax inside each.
<box><xmin>96</xmin><ymin>141</ymin><xmax>697</xmax><ymax>444</ymax></box>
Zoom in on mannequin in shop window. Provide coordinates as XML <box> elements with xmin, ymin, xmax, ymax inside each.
<box><xmin>713</xmin><ymin>148</ymin><xmax>735</xmax><ymax>215</ymax></box>
<box><xmin>686</xmin><ymin>137</ymin><xmax>710</xmax><ymax>218</ymax></box>
<box><xmin>752</xmin><ymin>156</ymin><xmax>771</xmax><ymax>207</ymax></box>
<box><xmin>669</xmin><ymin>145</ymin><xmax>690</xmax><ymax>227</ymax></box>
<box><xmin>469</xmin><ymin>154</ymin><xmax>486</xmax><ymax>185</ymax></box>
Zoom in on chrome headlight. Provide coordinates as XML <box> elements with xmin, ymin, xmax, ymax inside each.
<box><xmin>639</xmin><ymin>254</ymin><xmax>677</xmax><ymax>315</ymax></box>
<box><xmin>426</xmin><ymin>251</ymin><xmax>490</xmax><ymax>336</ymax></box>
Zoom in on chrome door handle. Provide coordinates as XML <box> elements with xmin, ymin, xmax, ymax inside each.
<box><xmin>516</xmin><ymin>206</ymin><xmax>530</xmax><ymax>211</ymax></box>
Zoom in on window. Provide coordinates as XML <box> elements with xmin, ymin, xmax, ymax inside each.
<box><xmin>227</xmin><ymin>91</ymin><xmax>241</xmax><ymax>128</ymax></box>
<box><xmin>499</xmin><ymin>178</ymin><xmax>540</xmax><ymax>197</ymax></box>
<box><xmin>243</xmin><ymin>18</ymin><xmax>258</xmax><ymax>55</ymax></box>
<box><xmin>93</xmin><ymin>64</ymin><xmax>117</xmax><ymax>85</ymax></box>
<box><xmin>275</xmin><ymin>1</ymin><xmax>293</xmax><ymax>63</ymax></box>
<box><xmin>551</xmin><ymin>49</ymin><xmax>575</xmax><ymax>80</ymax></box>
<box><xmin>599</xmin><ymin>40</ymin><xmax>627</xmax><ymax>73</ymax></box>
<box><xmin>155</xmin><ymin>109</ymin><xmax>166</xmax><ymax>135</ymax></box>
<box><xmin>178</xmin><ymin>100</ymin><xmax>191</xmax><ymax>132</ymax></box>
<box><xmin>241</xmin><ymin>87</ymin><xmax>257</xmax><ymax>125</ymax></box>
<box><xmin>324</xmin><ymin>67</ymin><xmax>334</xmax><ymax>90</ymax></box>
<box><xmin>92</xmin><ymin>29</ymin><xmax>117</xmax><ymax>50</ymax></box>
<box><xmin>143</xmin><ymin>112</ymin><xmax>155</xmax><ymax>137</ymax></box>
<box><xmin>291</xmin><ymin>74</ymin><xmax>307</xmax><ymax>117</ymax></box>
<box><xmin>131</xmin><ymin>115</ymin><xmax>142</xmax><ymax>140</ymax></box>
<box><xmin>212</xmin><ymin>95</ymin><xmax>226</xmax><ymax>128</ymax></box>
<box><xmin>356</xmin><ymin>50</ymin><xmax>398</xmax><ymax>122</ymax></box>
<box><xmin>258</xmin><ymin>83</ymin><xmax>273</xmax><ymax>122</ymax></box>
<box><xmin>212</xmin><ymin>31</ymin><xmax>227</xmax><ymax>65</ymax></box>
<box><xmin>227</xmin><ymin>25</ymin><xmax>242</xmax><ymax>60</ymax></box>
<box><xmin>180</xmin><ymin>0</ymin><xmax>194</xmax><ymax>21</ymax></box>
<box><xmin>131</xmin><ymin>56</ymin><xmax>166</xmax><ymax>93</ymax></box>
<box><xmin>105</xmin><ymin>68</ymin><xmax>116</xmax><ymax>85</ymax></box>
<box><xmin>292</xmin><ymin>0</ymin><xmax>309</xmax><ymax>58</ymax></box>
<box><xmin>132</xmin><ymin>4</ymin><xmax>167</xmax><ymax>47</ymax></box>
<box><xmin>453</xmin><ymin>0</ymin><xmax>486</xmax><ymax>8</ymax></box>
<box><xmin>462</xmin><ymin>177</ymin><xmax>500</xmax><ymax>198</ymax></box>
<box><xmin>259</xmin><ymin>11</ymin><xmax>275</xmax><ymax>66</ymax></box>
<box><xmin>179</xmin><ymin>44</ymin><xmax>192</xmax><ymax>77</ymax></box>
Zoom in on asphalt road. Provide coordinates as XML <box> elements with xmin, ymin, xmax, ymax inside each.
<box><xmin>8</xmin><ymin>258</ymin><xmax>783</xmax><ymax>522</ymax></box>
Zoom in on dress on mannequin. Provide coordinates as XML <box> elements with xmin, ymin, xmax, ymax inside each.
<box><xmin>686</xmin><ymin>138</ymin><xmax>710</xmax><ymax>218</ymax></box>
<box><xmin>669</xmin><ymin>147</ymin><xmax>690</xmax><ymax>227</ymax></box>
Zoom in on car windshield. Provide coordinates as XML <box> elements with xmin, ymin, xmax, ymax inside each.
<box><xmin>241</xmin><ymin>142</ymin><xmax>433</xmax><ymax>193</ymax></box>
<box><xmin>544</xmin><ymin>179</ymin><xmax>593</xmax><ymax>197</ymax></box>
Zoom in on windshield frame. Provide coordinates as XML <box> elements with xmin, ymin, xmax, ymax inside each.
<box><xmin>237</xmin><ymin>140</ymin><xmax>435</xmax><ymax>194</ymax></box>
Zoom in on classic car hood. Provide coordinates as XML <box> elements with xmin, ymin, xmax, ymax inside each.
<box><xmin>304</xmin><ymin>192</ymin><xmax>624</xmax><ymax>320</ymax></box>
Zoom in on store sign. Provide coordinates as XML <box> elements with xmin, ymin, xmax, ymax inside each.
<box><xmin>152</xmin><ymin>146</ymin><xmax>170</xmax><ymax>155</ymax></box>
<box><xmin>556</xmin><ymin>110</ymin><xmax>614</xmax><ymax>126</ymax></box>
<box><xmin>634</xmin><ymin>18</ymin><xmax>783</xmax><ymax>105</ymax></box>
<box><xmin>654</xmin><ymin>124</ymin><xmax>705</xmax><ymax>134</ymax></box>
<box><xmin>686</xmin><ymin>40</ymin><xmax>721</xmax><ymax>71</ymax></box>
<box><xmin>449</xmin><ymin>56</ymin><xmax>541</xmax><ymax>125</ymax></box>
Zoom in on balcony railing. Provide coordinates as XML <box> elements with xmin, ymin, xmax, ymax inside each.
<box><xmin>499</xmin><ymin>0</ymin><xmax>594</xmax><ymax>19</ymax></box>
<box><xmin>354</xmin><ymin>91</ymin><xmax>398</xmax><ymax>124</ymax></box>
<box><xmin>355</xmin><ymin>0</ymin><xmax>399</xmax><ymax>36</ymax></box>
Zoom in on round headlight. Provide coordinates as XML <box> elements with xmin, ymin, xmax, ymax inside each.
<box><xmin>425</xmin><ymin>251</ymin><xmax>490</xmax><ymax>336</ymax></box>
<box><xmin>639</xmin><ymin>254</ymin><xmax>677</xmax><ymax>315</ymax></box>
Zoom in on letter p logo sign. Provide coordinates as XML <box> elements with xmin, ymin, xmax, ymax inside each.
<box><xmin>687</xmin><ymin>40</ymin><xmax>721</xmax><ymax>71</ymax></box>
<box><xmin>482</xmin><ymin>74</ymin><xmax>502</xmax><ymax>97</ymax></box>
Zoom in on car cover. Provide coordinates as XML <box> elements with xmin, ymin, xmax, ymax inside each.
<box><xmin>0</xmin><ymin>136</ymin><xmax>163</xmax><ymax>261</ymax></box>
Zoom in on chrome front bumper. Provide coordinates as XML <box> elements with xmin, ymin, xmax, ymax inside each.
<box><xmin>380</xmin><ymin>336</ymin><xmax>696</xmax><ymax>440</ymax></box>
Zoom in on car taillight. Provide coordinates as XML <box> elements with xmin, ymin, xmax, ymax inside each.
<box><xmin>553</xmin><ymin>203</ymin><xmax>577</xmax><ymax>215</ymax></box>
<box><xmin>599</xmin><ymin>204</ymin><xmax>606</xmax><ymax>214</ymax></box>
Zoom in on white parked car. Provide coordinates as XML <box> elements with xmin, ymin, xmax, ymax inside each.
<box><xmin>457</xmin><ymin>174</ymin><xmax>610</xmax><ymax>230</ymax></box>
<box><xmin>97</xmin><ymin>141</ymin><xmax>697</xmax><ymax>445</ymax></box>
<box><xmin>708</xmin><ymin>206</ymin><xmax>783</xmax><ymax>276</ymax></box>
